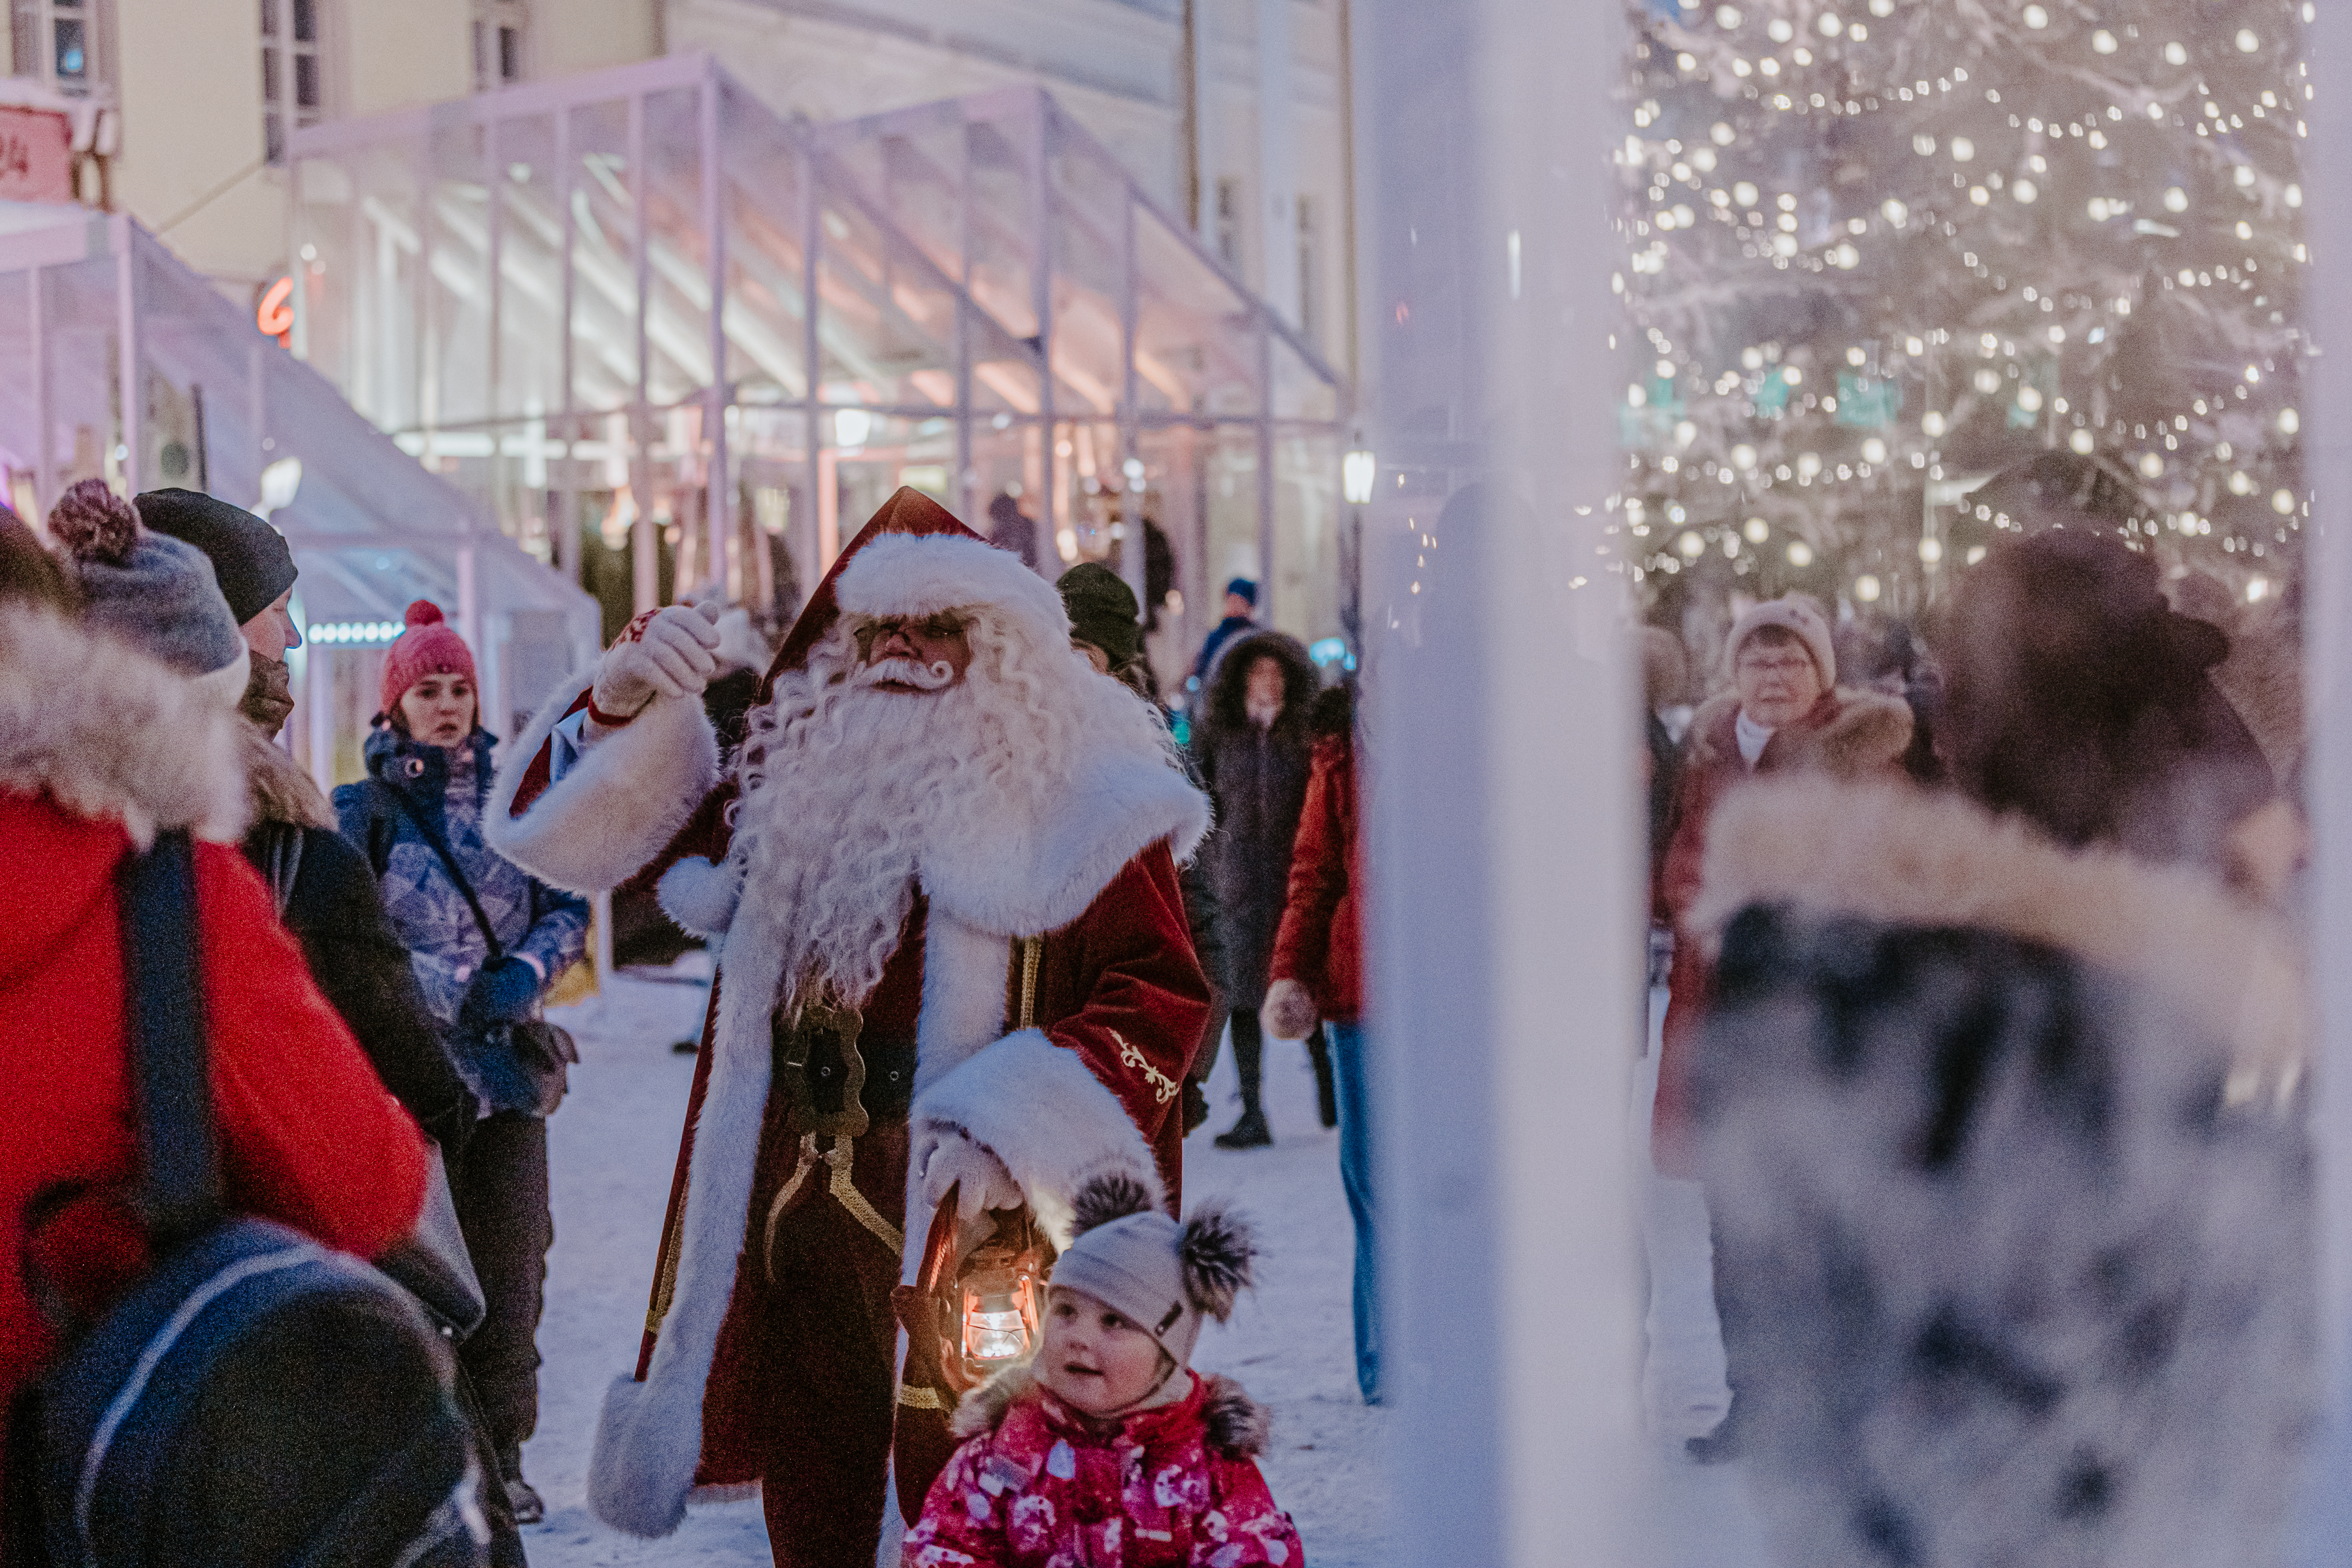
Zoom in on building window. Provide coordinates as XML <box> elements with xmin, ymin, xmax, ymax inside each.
<box><xmin>474</xmin><ymin>0</ymin><xmax>525</xmax><ymax>91</ymax></box>
<box><xmin>12</xmin><ymin>0</ymin><xmax>106</xmax><ymax>95</ymax></box>
<box><xmin>1296</xmin><ymin>195</ymin><xmax>1320</xmax><ymax>350</ymax></box>
<box><xmin>1215</xmin><ymin>177</ymin><xmax>1244</xmax><ymax>272</ymax></box>
<box><xmin>260</xmin><ymin>0</ymin><xmax>323</xmax><ymax>165</ymax></box>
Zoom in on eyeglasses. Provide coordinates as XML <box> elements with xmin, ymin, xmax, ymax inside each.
<box><xmin>854</xmin><ymin>613</ymin><xmax>968</xmax><ymax>656</ymax></box>
<box><xmin>1735</xmin><ymin>653</ymin><xmax>1815</xmax><ymax>676</ymax></box>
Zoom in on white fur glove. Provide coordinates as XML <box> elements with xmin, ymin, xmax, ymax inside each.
<box><xmin>591</xmin><ymin>603</ymin><xmax>723</xmax><ymax>720</ymax></box>
<box><xmin>1262</xmin><ymin>977</ymin><xmax>1320</xmax><ymax>1041</ymax></box>
<box><xmin>916</xmin><ymin>1132</ymin><xmax>1022</xmax><ymax>1226</ymax></box>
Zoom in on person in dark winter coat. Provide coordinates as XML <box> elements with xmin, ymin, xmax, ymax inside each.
<box><xmin>146</xmin><ymin>487</ymin><xmax>483</xmax><ymax>1156</ymax></box>
<box><xmin>1192</xmin><ymin>627</ymin><xmax>1330</xmax><ymax>1149</ymax></box>
<box><xmin>338</xmin><ymin>600</ymin><xmax>588</xmax><ymax>1525</ymax></box>
<box><xmin>1059</xmin><ymin>563</ymin><xmax>1231</xmax><ymax>1134</ymax></box>
<box><xmin>904</xmin><ymin>1176</ymin><xmax>1303</xmax><ymax>1567</ymax></box>
<box><xmin>1685</xmin><ymin>532</ymin><xmax>2311</xmax><ymax>1564</ymax></box>
<box><xmin>1</xmin><ymin>541</ymin><xmax>427</xmax><ymax>1489</ymax></box>
<box><xmin>1262</xmin><ymin>682</ymin><xmax>1377</xmax><ymax>1401</ymax></box>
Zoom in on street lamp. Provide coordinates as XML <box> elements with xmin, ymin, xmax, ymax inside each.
<box><xmin>1343</xmin><ymin>448</ymin><xmax>1377</xmax><ymax>505</ymax></box>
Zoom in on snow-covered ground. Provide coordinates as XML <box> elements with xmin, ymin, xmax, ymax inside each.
<box><xmin>527</xmin><ymin>963</ymin><xmax>1393</xmax><ymax>1565</ymax></box>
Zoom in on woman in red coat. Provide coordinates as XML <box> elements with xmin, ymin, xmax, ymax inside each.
<box><xmin>0</xmin><ymin>568</ymin><xmax>427</xmax><ymax>1480</ymax></box>
<box><xmin>1262</xmin><ymin>683</ymin><xmax>1377</xmax><ymax>1402</ymax></box>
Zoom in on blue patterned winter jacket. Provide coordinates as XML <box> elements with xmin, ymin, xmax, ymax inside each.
<box><xmin>335</xmin><ymin>725</ymin><xmax>589</xmax><ymax>1113</ymax></box>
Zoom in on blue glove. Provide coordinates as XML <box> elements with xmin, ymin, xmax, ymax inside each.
<box><xmin>457</xmin><ymin>955</ymin><xmax>541</xmax><ymax>1031</ymax></box>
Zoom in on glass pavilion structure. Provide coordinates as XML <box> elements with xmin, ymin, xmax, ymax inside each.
<box><xmin>0</xmin><ymin>208</ymin><xmax>598</xmax><ymax>787</ymax></box>
<box><xmin>286</xmin><ymin>54</ymin><xmax>1351</xmax><ymax>665</ymax></box>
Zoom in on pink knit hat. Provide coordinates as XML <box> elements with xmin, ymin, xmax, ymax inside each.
<box><xmin>380</xmin><ymin>600</ymin><xmax>477</xmax><ymax>717</ymax></box>
<box><xmin>1725</xmin><ymin>595</ymin><xmax>1837</xmax><ymax>687</ymax></box>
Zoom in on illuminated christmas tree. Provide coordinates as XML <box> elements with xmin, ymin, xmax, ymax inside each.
<box><xmin>1614</xmin><ymin>0</ymin><xmax>2309</xmax><ymax>615</ymax></box>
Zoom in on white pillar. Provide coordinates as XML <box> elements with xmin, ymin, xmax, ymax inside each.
<box><xmin>2300</xmin><ymin>0</ymin><xmax>2352</xmax><ymax>1529</ymax></box>
<box><xmin>1361</xmin><ymin>1</ymin><xmax>1639</xmax><ymax>1561</ymax></box>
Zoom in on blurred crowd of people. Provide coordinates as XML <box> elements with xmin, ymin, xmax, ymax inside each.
<box><xmin>1637</xmin><ymin>452</ymin><xmax>2312</xmax><ymax>1564</ymax></box>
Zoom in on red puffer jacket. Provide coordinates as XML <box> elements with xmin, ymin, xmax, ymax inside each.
<box><xmin>0</xmin><ymin>608</ymin><xmax>427</xmax><ymax>1487</ymax></box>
<box><xmin>906</xmin><ymin>1366</ymin><xmax>1303</xmax><ymax>1568</ymax></box>
<box><xmin>1266</xmin><ymin>732</ymin><xmax>1361</xmax><ymax>1026</ymax></box>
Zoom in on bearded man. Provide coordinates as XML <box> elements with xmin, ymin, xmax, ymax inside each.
<box><xmin>486</xmin><ymin>490</ymin><xmax>1210</xmax><ymax>1565</ymax></box>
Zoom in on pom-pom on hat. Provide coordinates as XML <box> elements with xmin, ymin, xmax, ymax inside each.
<box><xmin>1725</xmin><ymin>594</ymin><xmax>1837</xmax><ymax>687</ymax></box>
<box><xmin>48</xmin><ymin>478</ymin><xmax>250</xmax><ymax>708</ymax></box>
<box><xmin>379</xmin><ymin>599</ymin><xmax>478</xmax><ymax>719</ymax></box>
<box><xmin>1047</xmin><ymin>1174</ymin><xmax>1256</xmax><ymax>1369</ymax></box>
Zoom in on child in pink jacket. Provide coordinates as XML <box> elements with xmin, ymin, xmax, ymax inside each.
<box><xmin>905</xmin><ymin>1177</ymin><xmax>1305</xmax><ymax>1567</ymax></box>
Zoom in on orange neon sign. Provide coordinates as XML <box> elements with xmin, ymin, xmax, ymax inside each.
<box><xmin>256</xmin><ymin>275</ymin><xmax>293</xmax><ymax>345</ymax></box>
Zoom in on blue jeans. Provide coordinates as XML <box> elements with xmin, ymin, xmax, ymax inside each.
<box><xmin>1328</xmin><ymin>1021</ymin><xmax>1381</xmax><ymax>1403</ymax></box>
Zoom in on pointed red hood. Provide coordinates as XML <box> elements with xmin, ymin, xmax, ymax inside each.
<box><xmin>759</xmin><ymin>487</ymin><xmax>987</xmax><ymax>700</ymax></box>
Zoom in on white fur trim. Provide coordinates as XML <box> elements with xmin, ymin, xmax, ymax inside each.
<box><xmin>657</xmin><ymin>855</ymin><xmax>743</xmax><ymax>939</ymax></box>
<box><xmin>0</xmin><ymin>605</ymin><xmax>249</xmax><ymax>846</ymax></box>
<box><xmin>915</xmin><ymin>912</ymin><xmax>1015</xmax><ymax>1094</ymax></box>
<box><xmin>924</xmin><ymin>768</ymin><xmax>1209</xmax><ymax>938</ymax></box>
<box><xmin>907</xmin><ymin>1028</ymin><xmax>1164</xmax><ymax>1263</ymax></box>
<box><xmin>486</xmin><ymin>670</ymin><xmax>719</xmax><ymax>895</ymax></box>
<box><xmin>589</xmin><ymin>826</ymin><xmax>787</xmax><ymax>1538</ymax></box>
<box><xmin>1694</xmin><ymin>779</ymin><xmax>2309</xmax><ymax>1102</ymax></box>
<box><xmin>835</xmin><ymin>532</ymin><xmax>1068</xmax><ymax>651</ymax></box>
<box><xmin>191</xmin><ymin>645</ymin><xmax>252</xmax><ymax>713</ymax></box>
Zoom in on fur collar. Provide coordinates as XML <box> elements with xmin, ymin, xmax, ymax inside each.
<box><xmin>1691</xmin><ymin>779</ymin><xmax>2308</xmax><ymax>1102</ymax></box>
<box><xmin>0</xmin><ymin>604</ymin><xmax>248</xmax><ymax>845</ymax></box>
<box><xmin>243</xmin><ymin>725</ymin><xmax>335</xmax><ymax>829</ymax></box>
<box><xmin>1684</xmin><ymin>685</ymin><xmax>1912</xmax><ymax>778</ymax></box>
<box><xmin>948</xmin><ymin>1362</ymin><xmax>1271</xmax><ymax>1457</ymax></box>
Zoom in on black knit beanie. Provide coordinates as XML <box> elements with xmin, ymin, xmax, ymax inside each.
<box><xmin>137</xmin><ymin>487</ymin><xmax>297</xmax><ymax>625</ymax></box>
<box><xmin>1056</xmin><ymin>562</ymin><xmax>1143</xmax><ymax>670</ymax></box>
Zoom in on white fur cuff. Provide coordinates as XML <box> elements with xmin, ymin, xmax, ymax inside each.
<box><xmin>908</xmin><ymin>1028</ymin><xmax>1164</xmax><ymax>1252</ymax></box>
<box><xmin>587</xmin><ymin>1371</ymin><xmax>702</xmax><ymax>1539</ymax></box>
<box><xmin>487</xmin><ymin>673</ymin><xmax>719</xmax><ymax>896</ymax></box>
<box><xmin>658</xmin><ymin>855</ymin><xmax>743</xmax><ymax>938</ymax></box>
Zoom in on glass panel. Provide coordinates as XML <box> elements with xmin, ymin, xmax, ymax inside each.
<box><xmin>1198</xmin><ymin>424</ymin><xmax>1262</xmax><ymax>682</ymax></box>
<box><xmin>1046</xmin><ymin>135</ymin><xmax>1126</xmax><ymax>418</ymax></box>
<box><xmin>716</xmin><ymin>82</ymin><xmax>811</xmax><ymax>403</ymax></box>
<box><xmin>291</xmin><ymin>0</ymin><xmax>314</xmax><ymax>43</ymax></box>
<box><xmin>425</xmin><ymin>120</ymin><xmax>493</xmax><ymax>431</ymax></box>
<box><xmin>1129</xmin><ymin>424</ymin><xmax>1205</xmax><ymax>689</ymax></box>
<box><xmin>640</xmin><ymin>86</ymin><xmax>710</xmax><ymax>411</ymax></box>
<box><xmin>813</xmin><ymin>180</ymin><xmax>960</xmax><ymax>410</ymax></box>
<box><xmin>1271</xmin><ymin>330</ymin><xmax>1336</xmax><ymax>423</ymax></box>
<box><xmin>964</xmin><ymin>116</ymin><xmax>1039</xmax><ymax>340</ymax></box>
<box><xmin>261</xmin><ymin>47</ymin><xmax>280</xmax><ymax>105</ymax></box>
<box><xmin>564</xmin><ymin>97</ymin><xmax>638</xmax><ymax>415</ymax></box>
<box><xmin>295</xmin><ymin>51</ymin><xmax>319</xmax><ymax>110</ymax></box>
<box><xmin>260</xmin><ymin>0</ymin><xmax>276</xmax><ymax>38</ymax></box>
<box><xmin>1270</xmin><ymin>428</ymin><xmax>1339</xmax><ymax>642</ymax></box>
<box><xmin>830</xmin><ymin>408</ymin><xmax>959</xmax><ymax>527</ymax></box>
<box><xmin>1134</xmin><ymin>206</ymin><xmax>1260</xmax><ymax>417</ymax></box>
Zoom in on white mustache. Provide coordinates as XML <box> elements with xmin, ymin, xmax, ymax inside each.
<box><xmin>860</xmin><ymin>655</ymin><xmax>958</xmax><ymax>691</ymax></box>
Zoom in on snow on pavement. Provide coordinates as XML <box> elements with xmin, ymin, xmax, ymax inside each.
<box><xmin>528</xmin><ymin>965</ymin><xmax>1391</xmax><ymax>1565</ymax></box>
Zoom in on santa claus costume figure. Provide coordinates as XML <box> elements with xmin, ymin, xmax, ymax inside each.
<box><xmin>487</xmin><ymin>489</ymin><xmax>1212</xmax><ymax>1565</ymax></box>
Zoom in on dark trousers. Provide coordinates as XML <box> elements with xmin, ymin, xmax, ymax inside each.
<box><xmin>447</xmin><ymin>1111</ymin><xmax>551</xmax><ymax>1456</ymax></box>
<box><xmin>1328</xmin><ymin>1022</ymin><xmax>1380</xmax><ymax>1403</ymax></box>
<box><xmin>1229</xmin><ymin>1007</ymin><xmax>1266</xmax><ymax>1113</ymax></box>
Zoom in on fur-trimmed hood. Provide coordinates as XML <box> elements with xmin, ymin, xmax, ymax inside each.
<box><xmin>1690</xmin><ymin>778</ymin><xmax>2308</xmax><ymax>1102</ymax></box>
<box><xmin>948</xmin><ymin>1361</ymin><xmax>1272</xmax><ymax>1458</ymax></box>
<box><xmin>0</xmin><ymin>602</ymin><xmax>248</xmax><ymax>846</ymax></box>
<box><xmin>242</xmin><ymin>723</ymin><xmax>336</xmax><ymax>830</ymax></box>
<box><xmin>1682</xmin><ymin>685</ymin><xmax>1913</xmax><ymax>779</ymax></box>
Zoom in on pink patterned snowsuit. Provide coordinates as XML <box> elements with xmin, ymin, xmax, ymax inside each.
<box><xmin>905</xmin><ymin>1369</ymin><xmax>1304</xmax><ymax>1568</ymax></box>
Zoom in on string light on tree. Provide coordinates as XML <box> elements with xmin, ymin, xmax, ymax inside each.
<box><xmin>1614</xmin><ymin>0</ymin><xmax>2308</xmax><ymax>604</ymax></box>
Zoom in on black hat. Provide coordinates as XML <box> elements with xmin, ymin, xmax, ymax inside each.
<box><xmin>136</xmin><ymin>487</ymin><xmax>297</xmax><ymax>625</ymax></box>
<box><xmin>1056</xmin><ymin>562</ymin><xmax>1143</xmax><ymax>670</ymax></box>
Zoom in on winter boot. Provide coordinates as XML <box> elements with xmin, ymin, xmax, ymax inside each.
<box><xmin>1215</xmin><ymin>1107</ymin><xmax>1272</xmax><ymax>1149</ymax></box>
<box><xmin>1309</xmin><ymin>1034</ymin><xmax>1338</xmax><ymax>1129</ymax></box>
<box><xmin>497</xmin><ymin>1446</ymin><xmax>544</xmax><ymax>1526</ymax></box>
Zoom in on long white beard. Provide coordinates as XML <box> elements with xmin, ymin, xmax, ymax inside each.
<box><xmin>726</xmin><ymin>615</ymin><xmax>1184</xmax><ymax>1015</ymax></box>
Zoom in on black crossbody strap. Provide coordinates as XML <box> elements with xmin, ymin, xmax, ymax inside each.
<box><xmin>118</xmin><ymin>828</ymin><xmax>221</xmax><ymax>1245</ymax></box>
<box><xmin>382</xmin><ymin>784</ymin><xmax>507</xmax><ymax>962</ymax></box>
